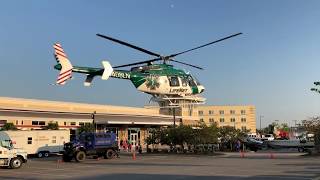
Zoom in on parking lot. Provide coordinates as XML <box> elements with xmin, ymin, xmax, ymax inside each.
<box><xmin>1</xmin><ymin>152</ymin><xmax>320</xmax><ymax>180</ymax></box>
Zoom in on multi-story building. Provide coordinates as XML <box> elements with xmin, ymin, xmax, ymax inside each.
<box><xmin>197</xmin><ymin>105</ymin><xmax>256</xmax><ymax>133</ymax></box>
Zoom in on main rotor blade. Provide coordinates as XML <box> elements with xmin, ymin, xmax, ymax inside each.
<box><xmin>167</xmin><ymin>32</ymin><xmax>242</xmax><ymax>58</ymax></box>
<box><xmin>171</xmin><ymin>59</ymin><xmax>203</xmax><ymax>70</ymax></box>
<box><xmin>113</xmin><ymin>58</ymin><xmax>161</xmax><ymax>68</ymax></box>
<box><xmin>96</xmin><ymin>34</ymin><xmax>161</xmax><ymax>57</ymax></box>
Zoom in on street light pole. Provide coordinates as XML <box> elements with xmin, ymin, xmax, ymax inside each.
<box><xmin>173</xmin><ymin>107</ymin><xmax>176</xmax><ymax>128</ymax></box>
<box><xmin>91</xmin><ymin>111</ymin><xmax>96</xmax><ymax>132</ymax></box>
<box><xmin>259</xmin><ymin>115</ymin><xmax>264</xmax><ymax>130</ymax></box>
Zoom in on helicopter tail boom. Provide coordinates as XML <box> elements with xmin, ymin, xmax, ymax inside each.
<box><xmin>53</xmin><ymin>43</ymin><xmax>73</xmax><ymax>85</ymax></box>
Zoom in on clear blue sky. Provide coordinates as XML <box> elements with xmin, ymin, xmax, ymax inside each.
<box><xmin>1</xmin><ymin>0</ymin><xmax>320</xmax><ymax>128</ymax></box>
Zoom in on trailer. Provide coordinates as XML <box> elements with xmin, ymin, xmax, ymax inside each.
<box><xmin>0</xmin><ymin>130</ymin><xmax>70</xmax><ymax>158</ymax></box>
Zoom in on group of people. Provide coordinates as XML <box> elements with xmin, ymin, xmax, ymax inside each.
<box><xmin>119</xmin><ymin>139</ymin><xmax>142</xmax><ymax>153</ymax></box>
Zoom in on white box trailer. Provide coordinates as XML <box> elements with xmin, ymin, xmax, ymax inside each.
<box><xmin>0</xmin><ymin>130</ymin><xmax>70</xmax><ymax>158</ymax></box>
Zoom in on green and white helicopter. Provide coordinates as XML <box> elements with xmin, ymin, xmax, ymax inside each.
<box><xmin>53</xmin><ymin>33</ymin><xmax>241</xmax><ymax>106</ymax></box>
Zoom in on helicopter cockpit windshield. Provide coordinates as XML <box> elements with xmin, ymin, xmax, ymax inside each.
<box><xmin>193</xmin><ymin>76</ymin><xmax>201</xmax><ymax>85</ymax></box>
<box><xmin>187</xmin><ymin>75</ymin><xmax>197</xmax><ymax>87</ymax></box>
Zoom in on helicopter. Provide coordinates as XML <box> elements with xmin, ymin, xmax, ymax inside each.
<box><xmin>52</xmin><ymin>33</ymin><xmax>242</xmax><ymax>106</ymax></box>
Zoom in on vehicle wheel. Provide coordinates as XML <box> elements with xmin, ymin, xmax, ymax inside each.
<box><xmin>10</xmin><ymin>157</ymin><xmax>23</xmax><ymax>169</ymax></box>
<box><xmin>37</xmin><ymin>152</ymin><xmax>43</xmax><ymax>158</ymax></box>
<box><xmin>104</xmin><ymin>149</ymin><xmax>115</xmax><ymax>159</ymax></box>
<box><xmin>75</xmin><ymin>151</ymin><xmax>86</xmax><ymax>162</ymax></box>
<box><xmin>44</xmin><ymin>152</ymin><xmax>50</xmax><ymax>158</ymax></box>
<box><xmin>62</xmin><ymin>155</ymin><xmax>72</xmax><ymax>162</ymax></box>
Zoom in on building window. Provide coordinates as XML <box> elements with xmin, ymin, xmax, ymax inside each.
<box><xmin>39</xmin><ymin>121</ymin><xmax>45</xmax><ymax>126</ymax></box>
<box><xmin>200</xmin><ymin>118</ymin><xmax>204</xmax><ymax>122</ymax></box>
<box><xmin>79</xmin><ymin>122</ymin><xmax>84</xmax><ymax>126</ymax></box>
<box><xmin>209</xmin><ymin>110</ymin><xmax>214</xmax><ymax>115</ymax></box>
<box><xmin>27</xmin><ymin>137</ymin><xmax>32</xmax><ymax>144</ymax></box>
<box><xmin>241</xmin><ymin>118</ymin><xmax>247</xmax><ymax>123</ymax></box>
<box><xmin>230</xmin><ymin>118</ymin><xmax>236</xmax><ymax>122</ymax></box>
<box><xmin>220</xmin><ymin>118</ymin><xmax>225</xmax><ymax>123</ymax></box>
<box><xmin>32</xmin><ymin>121</ymin><xmax>38</xmax><ymax>125</ymax></box>
<box><xmin>21</xmin><ymin>120</ymin><xmax>23</xmax><ymax>125</ymax></box>
<box><xmin>230</xmin><ymin>110</ymin><xmax>235</xmax><ymax>115</ymax></box>
<box><xmin>64</xmin><ymin>122</ymin><xmax>67</xmax><ymax>126</ymax></box>
<box><xmin>16</xmin><ymin>120</ymin><xmax>18</xmax><ymax>125</ymax></box>
<box><xmin>241</xmin><ymin>126</ymin><xmax>246</xmax><ymax>131</ymax></box>
<box><xmin>198</xmin><ymin>110</ymin><xmax>203</xmax><ymax>116</ymax></box>
<box><xmin>241</xmin><ymin>110</ymin><xmax>246</xmax><ymax>115</ymax></box>
<box><xmin>52</xmin><ymin>136</ymin><xmax>56</xmax><ymax>143</ymax></box>
<box><xmin>219</xmin><ymin>110</ymin><xmax>224</xmax><ymax>115</ymax></box>
<box><xmin>209</xmin><ymin>118</ymin><xmax>214</xmax><ymax>123</ymax></box>
<box><xmin>70</xmin><ymin>122</ymin><xmax>76</xmax><ymax>126</ymax></box>
<box><xmin>0</xmin><ymin>120</ymin><xmax>7</xmax><ymax>127</ymax></box>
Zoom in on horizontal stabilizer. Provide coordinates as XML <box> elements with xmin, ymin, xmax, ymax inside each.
<box><xmin>101</xmin><ymin>61</ymin><xmax>113</xmax><ymax>80</ymax></box>
<box><xmin>84</xmin><ymin>75</ymin><xmax>95</xmax><ymax>86</ymax></box>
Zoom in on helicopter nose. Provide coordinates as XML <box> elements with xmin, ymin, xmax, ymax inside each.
<box><xmin>198</xmin><ymin>85</ymin><xmax>205</xmax><ymax>93</ymax></box>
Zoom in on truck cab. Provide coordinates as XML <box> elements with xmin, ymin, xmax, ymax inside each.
<box><xmin>0</xmin><ymin>140</ymin><xmax>27</xmax><ymax>169</ymax></box>
<box><xmin>63</xmin><ymin>132</ymin><xmax>118</xmax><ymax>162</ymax></box>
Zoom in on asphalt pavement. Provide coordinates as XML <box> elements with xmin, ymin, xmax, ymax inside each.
<box><xmin>0</xmin><ymin>151</ymin><xmax>319</xmax><ymax>180</ymax></box>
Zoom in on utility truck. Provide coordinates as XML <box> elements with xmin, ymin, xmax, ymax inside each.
<box><xmin>0</xmin><ymin>139</ymin><xmax>28</xmax><ymax>169</ymax></box>
<box><xmin>63</xmin><ymin>132</ymin><xmax>118</xmax><ymax>162</ymax></box>
<box><xmin>0</xmin><ymin>130</ymin><xmax>70</xmax><ymax>158</ymax></box>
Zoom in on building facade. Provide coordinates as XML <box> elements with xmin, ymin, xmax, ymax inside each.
<box><xmin>0</xmin><ymin>97</ymin><xmax>256</xmax><ymax>146</ymax></box>
<box><xmin>197</xmin><ymin>105</ymin><xmax>256</xmax><ymax>133</ymax></box>
<box><xmin>0</xmin><ymin>97</ymin><xmax>176</xmax><ymax>147</ymax></box>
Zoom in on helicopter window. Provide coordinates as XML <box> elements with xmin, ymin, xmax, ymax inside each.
<box><xmin>181</xmin><ymin>77</ymin><xmax>188</xmax><ymax>87</ymax></box>
<box><xmin>193</xmin><ymin>76</ymin><xmax>201</xmax><ymax>85</ymax></box>
<box><xmin>187</xmin><ymin>76</ymin><xmax>196</xmax><ymax>87</ymax></box>
<box><xmin>168</xmin><ymin>76</ymin><xmax>180</xmax><ymax>87</ymax></box>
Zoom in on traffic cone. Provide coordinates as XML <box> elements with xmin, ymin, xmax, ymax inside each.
<box><xmin>132</xmin><ymin>150</ymin><xmax>136</xmax><ymax>160</ymax></box>
<box><xmin>269</xmin><ymin>153</ymin><xmax>275</xmax><ymax>159</ymax></box>
<box><xmin>56</xmin><ymin>159</ymin><xmax>62</xmax><ymax>168</ymax></box>
<box><xmin>240</xmin><ymin>151</ymin><xmax>245</xmax><ymax>158</ymax></box>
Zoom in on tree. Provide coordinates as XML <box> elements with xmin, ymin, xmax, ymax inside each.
<box><xmin>145</xmin><ymin>128</ymin><xmax>161</xmax><ymax>152</ymax></box>
<box><xmin>1</xmin><ymin>123</ymin><xmax>17</xmax><ymax>131</ymax></box>
<box><xmin>43</xmin><ymin>122</ymin><xmax>59</xmax><ymax>130</ymax></box>
<box><xmin>218</xmin><ymin>126</ymin><xmax>249</xmax><ymax>151</ymax></box>
<box><xmin>78</xmin><ymin>123</ymin><xmax>95</xmax><ymax>134</ymax></box>
<box><xmin>302</xmin><ymin>117</ymin><xmax>320</xmax><ymax>152</ymax></box>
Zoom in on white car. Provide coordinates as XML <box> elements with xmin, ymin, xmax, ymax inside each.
<box><xmin>261</xmin><ymin>134</ymin><xmax>274</xmax><ymax>141</ymax></box>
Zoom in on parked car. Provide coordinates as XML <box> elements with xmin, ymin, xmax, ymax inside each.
<box><xmin>243</xmin><ymin>138</ymin><xmax>264</xmax><ymax>152</ymax></box>
<box><xmin>261</xmin><ymin>134</ymin><xmax>274</xmax><ymax>141</ymax></box>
